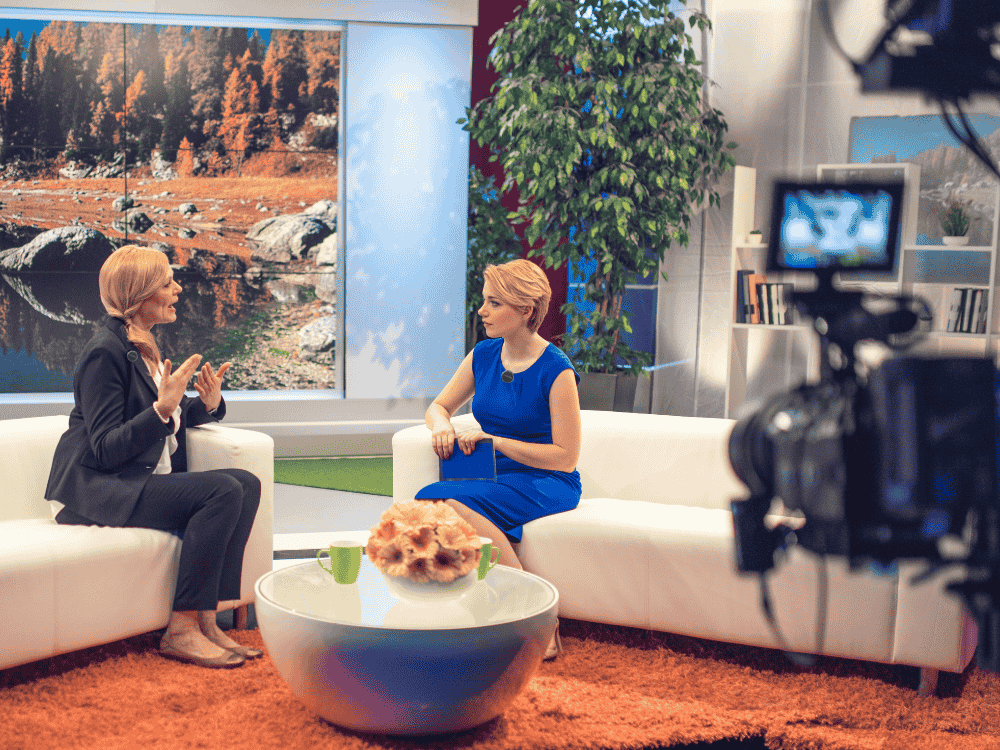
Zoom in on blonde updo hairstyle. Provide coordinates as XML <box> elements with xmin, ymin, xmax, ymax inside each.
<box><xmin>98</xmin><ymin>245</ymin><xmax>170</xmax><ymax>364</ymax></box>
<box><xmin>483</xmin><ymin>259</ymin><xmax>551</xmax><ymax>334</ymax></box>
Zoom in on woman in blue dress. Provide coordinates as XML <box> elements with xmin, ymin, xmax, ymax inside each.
<box><xmin>416</xmin><ymin>259</ymin><xmax>582</xmax><ymax>658</ymax></box>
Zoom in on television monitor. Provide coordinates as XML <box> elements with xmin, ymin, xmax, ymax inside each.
<box><xmin>766</xmin><ymin>180</ymin><xmax>905</xmax><ymax>275</ymax></box>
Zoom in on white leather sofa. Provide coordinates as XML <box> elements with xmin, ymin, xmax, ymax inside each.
<box><xmin>392</xmin><ymin>411</ymin><xmax>977</xmax><ymax>691</ymax></box>
<box><xmin>0</xmin><ymin>414</ymin><xmax>274</xmax><ymax>671</ymax></box>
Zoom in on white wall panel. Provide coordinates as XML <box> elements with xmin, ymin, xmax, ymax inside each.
<box><xmin>0</xmin><ymin>0</ymin><xmax>476</xmax><ymax>25</ymax></box>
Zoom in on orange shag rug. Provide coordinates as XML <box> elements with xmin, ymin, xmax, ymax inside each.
<box><xmin>2</xmin><ymin>618</ymin><xmax>999</xmax><ymax>750</ymax></box>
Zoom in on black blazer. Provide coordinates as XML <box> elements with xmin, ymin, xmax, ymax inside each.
<box><xmin>45</xmin><ymin>317</ymin><xmax>226</xmax><ymax>526</ymax></box>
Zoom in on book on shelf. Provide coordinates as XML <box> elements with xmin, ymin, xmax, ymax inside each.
<box><xmin>735</xmin><ymin>269</ymin><xmax>753</xmax><ymax>323</ymax></box>
<box><xmin>757</xmin><ymin>281</ymin><xmax>772</xmax><ymax>325</ymax></box>
<box><xmin>747</xmin><ymin>273</ymin><xmax>766</xmax><ymax>324</ymax></box>
<box><xmin>946</xmin><ymin>287</ymin><xmax>989</xmax><ymax>333</ymax></box>
<box><xmin>773</xmin><ymin>283</ymin><xmax>794</xmax><ymax>325</ymax></box>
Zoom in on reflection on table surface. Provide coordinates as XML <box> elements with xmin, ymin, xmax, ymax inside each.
<box><xmin>259</xmin><ymin>557</ymin><xmax>556</xmax><ymax>630</ymax></box>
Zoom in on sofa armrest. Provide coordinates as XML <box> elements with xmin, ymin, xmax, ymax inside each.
<box><xmin>186</xmin><ymin>424</ymin><xmax>274</xmax><ymax>608</ymax></box>
<box><xmin>392</xmin><ymin>414</ymin><xmax>478</xmax><ymax>501</ymax></box>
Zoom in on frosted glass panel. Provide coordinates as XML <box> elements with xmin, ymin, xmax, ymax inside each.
<box><xmin>344</xmin><ymin>24</ymin><xmax>470</xmax><ymax>398</ymax></box>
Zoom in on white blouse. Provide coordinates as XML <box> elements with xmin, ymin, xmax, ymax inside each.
<box><xmin>150</xmin><ymin>362</ymin><xmax>182</xmax><ymax>475</ymax></box>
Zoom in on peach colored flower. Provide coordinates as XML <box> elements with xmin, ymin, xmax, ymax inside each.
<box><xmin>403</xmin><ymin>526</ymin><xmax>436</xmax><ymax>555</ymax></box>
<box><xmin>370</xmin><ymin>518</ymin><xmax>398</xmax><ymax>542</ymax></box>
<box><xmin>405</xmin><ymin>555</ymin><xmax>433</xmax><ymax>584</ymax></box>
<box><xmin>428</xmin><ymin>546</ymin><xmax>465</xmax><ymax>583</ymax></box>
<box><xmin>371</xmin><ymin>540</ymin><xmax>408</xmax><ymax>578</ymax></box>
<box><xmin>436</xmin><ymin>521</ymin><xmax>479</xmax><ymax>550</ymax></box>
<box><xmin>386</xmin><ymin>500</ymin><xmax>437</xmax><ymax>528</ymax></box>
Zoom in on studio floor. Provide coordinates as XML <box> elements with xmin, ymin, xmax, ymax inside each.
<box><xmin>272</xmin><ymin>482</ymin><xmax>389</xmax><ymax>571</ymax></box>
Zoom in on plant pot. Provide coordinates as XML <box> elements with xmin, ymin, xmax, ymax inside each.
<box><xmin>382</xmin><ymin>570</ymin><xmax>480</xmax><ymax>604</ymax></box>
<box><xmin>745</xmin><ymin>234</ymin><xmax>762</xmax><ymax>245</ymax></box>
<box><xmin>578</xmin><ymin>371</ymin><xmax>638</xmax><ymax>412</ymax></box>
<box><xmin>942</xmin><ymin>235</ymin><xmax>970</xmax><ymax>247</ymax></box>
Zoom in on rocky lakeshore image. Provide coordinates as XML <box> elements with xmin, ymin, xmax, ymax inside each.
<box><xmin>0</xmin><ymin>172</ymin><xmax>340</xmax><ymax>391</ymax></box>
<box><xmin>0</xmin><ymin>20</ymin><xmax>341</xmax><ymax>392</ymax></box>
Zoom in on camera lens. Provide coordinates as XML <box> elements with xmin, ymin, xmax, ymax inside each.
<box><xmin>728</xmin><ymin>407</ymin><xmax>775</xmax><ymax>500</ymax></box>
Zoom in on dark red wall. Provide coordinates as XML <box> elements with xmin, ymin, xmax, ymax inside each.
<box><xmin>470</xmin><ymin>1</ymin><xmax>567</xmax><ymax>343</ymax></box>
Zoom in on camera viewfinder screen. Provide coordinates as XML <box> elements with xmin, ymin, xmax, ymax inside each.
<box><xmin>766</xmin><ymin>181</ymin><xmax>904</xmax><ymax>273</ymax></box>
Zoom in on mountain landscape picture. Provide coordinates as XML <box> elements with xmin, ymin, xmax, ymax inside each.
<box><xmin>850</xmin><ymin>114</ymin><xmax>1000</xmax><ymax>247</ymax></box>
<box><xmin>0</xmin><ymin>18</ymin><xmax>341</xmax><ymax>392</ymax></box>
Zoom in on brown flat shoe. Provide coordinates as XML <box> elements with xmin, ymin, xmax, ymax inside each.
<box><xmin>160</xmin><ymin>641</ymin><xmax>246</xmax><ymax>669</ymax></box>
<box><xmin>226</xmin><ymin>644</ymin><xmax>264</xmax><ymax>659</ymax></box>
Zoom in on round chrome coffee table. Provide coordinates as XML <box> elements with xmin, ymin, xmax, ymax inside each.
<box><xmin>255</xmin><ymin>552</ymin><xmax>558</xmax><ymax>735</ymax></box>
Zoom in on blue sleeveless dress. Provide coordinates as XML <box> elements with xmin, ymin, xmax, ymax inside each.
<box><xmin>414</xmin><ymin>337</ymin><xmax>582</xmax><ymax>543</ymax></box>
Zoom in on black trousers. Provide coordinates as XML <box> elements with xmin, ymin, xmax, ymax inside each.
<box><xmin>123</xmin><ymin>468</ymin><xmax>261</xmax><ymax>612</ymax></box>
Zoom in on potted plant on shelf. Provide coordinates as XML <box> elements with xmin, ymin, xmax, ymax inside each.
<box><xmin>940</xmin><ymin>195</ymin><xmax>974</xmax><ymax>246</ymax></box>
<box><xmin>460</xmin><ymin>0</ymin><xmax>736</xmax><ymax>409</ymax></box>
<box><xmin>746</xmin><ymin>230</ymin><xmax>763</xmax><ymax>245</ymax></box>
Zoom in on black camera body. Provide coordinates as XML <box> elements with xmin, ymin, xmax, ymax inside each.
<box><xmin>730</xmin><ymin>355</ymin><xmax>996</xmax><ymax>567</ymax></box>
<box><xmin>729</xmin><ymin>179</ymin><xmax>1000</xmax><ymax>672</ymax></box>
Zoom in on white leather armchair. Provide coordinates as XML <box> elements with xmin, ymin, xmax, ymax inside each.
<box><xmin>0</xmin><ymin>415</ymin><xmax>273</xmax><ymax>671</ymax></box>
<box><xmin>392</xmin><ymin>410</ymin><xmax>977</xmax><ymax>691</ymax></box>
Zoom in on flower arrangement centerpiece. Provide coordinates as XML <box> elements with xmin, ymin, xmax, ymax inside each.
<box><xmin>367</xmin><ymin>501</ymin><xmax>482</xmax><ymax>584</ymax></box>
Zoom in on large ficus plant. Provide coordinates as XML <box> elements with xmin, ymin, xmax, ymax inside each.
<box><xmin>466</xmin><ymin>165</ymin><xmax>523</xmax><ymax>353</ymax></box>
<box><xmin>461</xmin><ymin>0</ymin><xmax>736</xmax><ymax>374</ymax></box>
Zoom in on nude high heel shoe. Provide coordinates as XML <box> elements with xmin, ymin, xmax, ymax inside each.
<box><xmin>543</xmin><ymin>622</ymin><xmax>562</xmax><ymax>661</ymax></box>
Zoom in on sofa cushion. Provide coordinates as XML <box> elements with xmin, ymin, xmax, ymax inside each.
<box><xmin>575</xmin><ymin>412</ymin><xmax>749</xmax><ymax>511</ymax></box>
<box><xmin>0</xmin><ymin>518</ymin><xmax>181</xmax><ymax>670</ymax></box>
<box><xmin>0</xmin><ymin>415</ymin><xmax>67</xmax><ymax>522</ymax></box>
<box><xmin>519</xmin><ymin>498</ymin><xmax>900</xmax><ymax>665</ymax></box>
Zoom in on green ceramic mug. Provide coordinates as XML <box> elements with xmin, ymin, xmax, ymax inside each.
<box><xmin>478</xmin><ymin>537</ymin><xmax>501</xmax><ymax>580</ymax></box>
<box><xmin>317</xmin><ymin>541</ymin><xmax>363</xmax><ymax>585</ymax></box>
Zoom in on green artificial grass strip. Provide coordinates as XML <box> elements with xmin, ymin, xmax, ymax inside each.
<box><xmin>273</xmin><ymin>456</ymin><xmax>393</xmax><ymax>496</ymax></box>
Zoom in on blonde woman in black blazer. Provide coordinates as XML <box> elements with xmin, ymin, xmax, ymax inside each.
<box><xmin>46</xmin><ymin>246</ymin><xmax>261</xmax><ymax>669</ymax></box>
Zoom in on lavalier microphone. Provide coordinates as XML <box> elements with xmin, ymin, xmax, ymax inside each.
<box><xmin>501</xmin><ymin>370</ymin><xmax>514</xmax><ymax>383</ymax></box>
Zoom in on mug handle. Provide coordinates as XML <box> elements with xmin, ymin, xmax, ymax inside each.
<box><xmin>486</xmin><ymin>546</ymin><xmax>500</xmax><ymax>571</ymax></box>
<box><xmin>317</xmin><ymin>549</ymin><xmax>334</xmax><ymax>573</ymax></box>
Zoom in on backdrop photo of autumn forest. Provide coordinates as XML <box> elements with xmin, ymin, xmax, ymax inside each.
<box><xmin>0</xmin><ymin>19</ymin><xmax>341</xmax><ymax>392</ymax></box>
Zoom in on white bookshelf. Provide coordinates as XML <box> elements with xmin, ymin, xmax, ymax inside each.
<box><xmin>723</xmin><ymin>162</ymin><xmax>1000</xmax><ymax>419</ymax></box>
<box><xmin>724</xmin><ymin>166</ymin><xmax>818</xmax><ymax>418</ymax></box>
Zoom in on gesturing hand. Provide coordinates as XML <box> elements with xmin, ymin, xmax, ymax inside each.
<box><xmin>193</xmin><ymin>361</ymin><xmax>231</xmax><ymax>413</ymax></box>
<box><xmin>154</xmin><ymin>354</ymin><xmax>202</xmax><ymax>418</ymax></box>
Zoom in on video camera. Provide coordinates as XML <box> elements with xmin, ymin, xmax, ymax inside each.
<box><xmin>728</xmin><ymin>179</ymin><xmax>1000</xmax><ymax>673</ymax></box>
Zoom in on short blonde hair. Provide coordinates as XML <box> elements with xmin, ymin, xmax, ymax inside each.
<box><xmin>99</xmin><ymin>245</ymin><xmax>171</xmax><ymax>363</ymax></box>
<box><xmin>483</xmin><ymin>259</ymin><xmax>551</xmax><ymax>334</ymax></box>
